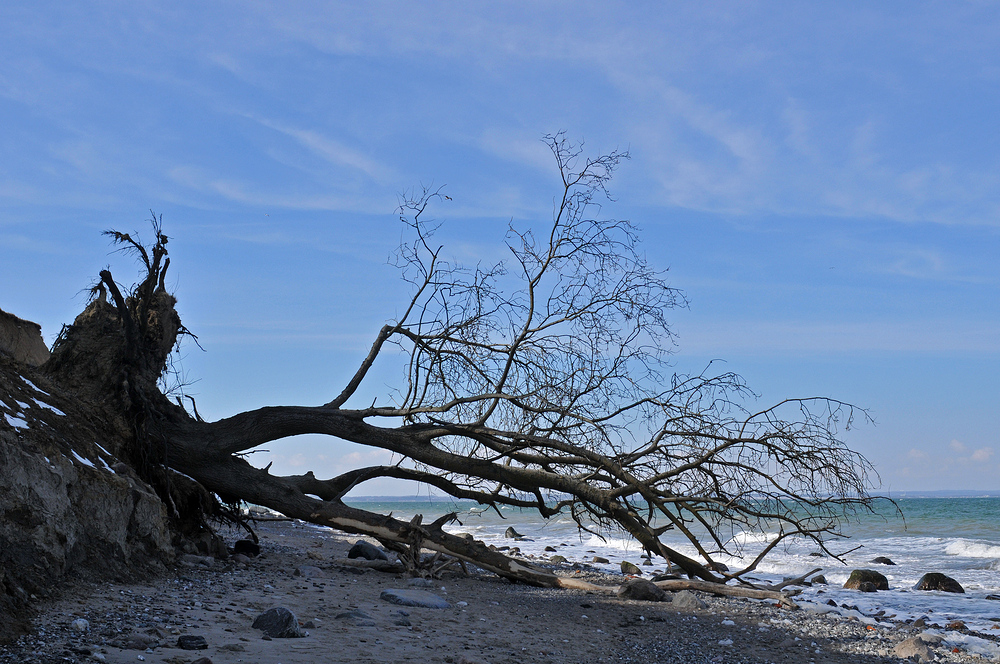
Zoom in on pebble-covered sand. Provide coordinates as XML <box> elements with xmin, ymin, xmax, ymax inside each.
<box><xmin>2</xmin><ymin>519</ymin><xmax>999</xmax><ymax>664</ymax></box>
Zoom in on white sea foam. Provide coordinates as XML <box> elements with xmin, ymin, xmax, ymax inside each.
<box><xmin>729</xmin><ymin>530</ymin><xmax>780</xmax><ymax>546</ymax></box>
<box><xmin>944</xmin><ymin>539</ymin><xmax>1000</xmax><ymax>559</ymax></box>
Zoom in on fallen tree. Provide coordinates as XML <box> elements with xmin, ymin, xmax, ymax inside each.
<box><xmin>38</xmin><ymin>134</ymin><xmax>882</xmax><ymax>589</ymax></box>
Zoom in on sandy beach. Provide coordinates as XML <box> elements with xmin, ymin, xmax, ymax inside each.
<box><xmin>2</xmin><ymin>518</ymin><xmax>999</xmax><ymax>664</ymax></box>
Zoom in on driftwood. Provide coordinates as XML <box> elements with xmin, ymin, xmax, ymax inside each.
<box><xmin>559</xmin><ymin>577</ymin><xmax>802</xmax><ymax>610</ymax></box>
<box><xmin>550</xmin><ymin>575</ymin><xmax>800</xmax><ymax>609</ymax></box>
<box><xmin>332</xmin><ymin>557</ymin><xmax>405</xmax><ymax>573</ymax></box>
<box><xmin>653</xmin><ymin>579</ymin><xmax>801</xmax><ymax>609</ymax></box>
<box><xmin>763</xmin><ymin>567</ymin><xmax>823</xmax><ymax>591</ymax></box>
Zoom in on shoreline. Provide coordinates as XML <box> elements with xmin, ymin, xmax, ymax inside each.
<box><xmin>2</xmin><ymin>519</ymin><xmax>999</xmax><ymax>664</ymax></box>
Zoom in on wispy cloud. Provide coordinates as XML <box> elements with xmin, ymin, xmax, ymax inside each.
<box><xmin>249</xmin><ymin>116</ymin><xmax>396</xmax><ymax>183</ymax></box>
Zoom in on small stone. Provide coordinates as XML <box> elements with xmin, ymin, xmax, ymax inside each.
<box><xmin>504</xmin><ymin>527</ymin><xmax>523</xmax><ymax>539</ymax></box>
<box><xmin>306</xmin><ymin>549</ymin><xmax>324</xmax><ymax>560</ymax></box>
<box><xmin>177</xmin><ymin>635</ymin><xmax>208</xmax><ymax>650</ymax></box>
<box><xmin>617</xmin><ymin>578</ymin><xmax>666</xmax><ymax>602</ymax></box>
<box><xmin>986</xmin><ymin>594</ymin><xmax>1000</xmax><ymax>601</ymax></box>
<box><xmin>549</xmin><ymin>555</ymin><xmax>567</xmax><ymax>564</ymax></box>
<box><xmin>71</xmin><ymin>618</ymin><xmax>90</xmax><ymax>632</ymax></box>
<box><xmin>191</xmin><ymin>659</ymin><xmax>213</xmax><ymax>664</ymax></box>
<box><xmin>621</xmin><ymin>561</ymin><xmax>642</xmax><ymax>575</ymax></box>
<box><xmin>709</xmin><ymin>561</ymin><xmax>729</xmax><ymax>572</ymax></box>
<box><xmin>544</xmin><ymin>546</ymin><xmax>557</xmax><ymax>552</ymax></box>
<box><xmin>870</xmin><ymin>556</ymin><xmax>896</xmax><ymax>565</ymax></box>
<box><xmin>347</xmin><ymin>540</ymin><xmax>388</xmax><ymax>561</ymax></box>
<box><xmin>407</xmin><ymin>578</ymin><xmax>435</xmax><ymax>588</ymax></box>
<box><xmin>293</xmin><ymin>565</ymin><xmax>326</xmax><ymax>578</ymax></box>
<box><xmin>379</xmin><ymin>589</ymin><xmax>451</xmax><ymax>609</ymax></box>
<box><xmin>335</xmin><ymin>609</ymin><xmax>376</xmax><ymax>626</ymax></box>
<box><xmin>893</xmin><ymin>637</ymin><xmax>935</xmax><ymax>663</ymax></box>
<box><xmin>231</xmin><ymin>553</ymin><xmax>252</xmax><ymax>565</ymax></box>
<box><xmin>811</xmin><ymin>575</ymin><xmax>827</xmax><ymax>585</ymax></box>
<box><xmin>179</xmin><ymin>553</ymin><xmax>214</xmax><ymax>567</ymax></box>
<box><xmin>858</xmin><ymin>581</ymin><xmax>878</xmax><ymax>593</ymax></box>
<box><xmin>124</xmin><ymin>634</ymin><xmax>158</xmax><ymax>650</ymax></box>
<box><xmin>252</xmin><ymin>607</ymin><xmax>304</xmax><ymax>638</ymax></box>
<box><xmin>946</xmin><ymin>619</ymin><xmax>966</xmax><ymax>631</ymax></box>
<box><xmin>913</xmin><ymin>572</ymin><xmax>965</xmax><ymax>594</ymax></box>
<box><xmin>592</xmin><ymin>556</ymin><xmax>610</xmax><ymax>564</ymax></box>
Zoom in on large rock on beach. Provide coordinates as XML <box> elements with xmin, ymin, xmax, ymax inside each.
<box><xmin>177</xmin><ymin>635</ymin><xmax>208</xmax><ymax>650</ymax></box>
<box><xmin>380</xmin><ymin>588</ymin><xmax>451</xmax><ymax>609</ymax></box>
<box><xmin>843</xmin><ymin>569</ymin><xmax>889</xmax><ymax>591</ymax></box>
<box><xmin>617</xmin><ymin>578</ymin><xmax>666</xmax><ymax>602</ymax></box>
<box><xmin>670</xmin><ymin>589</ymin><xmax>708</xmax><ymax>610</ymax></box>
<box><xmin>893</xmin><ymin>637</ymin><xmax>935</xmax><ymax>663</ymax></box>
<box><xmin>620</xmin><ymin>561</ymin><xmax>642</xmax><ymax>575</ymax></box>
<box><xmin>252</xmin><ymin>607</ymin><xmax>305</xmax><ymax>638</ymax></box>
<box><xmin>913</xmin><ymin>572</ymin><xmax>965</xmax><ymax>593</ymax></box>
<box><xmin>233</xmin><ymin>539</ymin><xmax>260</xmax><ymax>557</ymax></box>
<box><xmin>348</xmin><ymin>540</ymin><xmax>388</xmax><ymax>561</ymax></box>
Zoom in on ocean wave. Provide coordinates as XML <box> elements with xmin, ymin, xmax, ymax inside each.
<box><xmin>728</xmin><ymin>530</ymin><xmax>780</xmax><ymax>546</ymax></box>
<box><xmin>944</xmin><ymin>539</ymin><xmax>1000</xmax><ymax>559</ymax></box>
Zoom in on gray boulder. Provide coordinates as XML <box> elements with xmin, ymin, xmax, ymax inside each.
<box><xmin>617</xmin><ymin>578</ymin><xmax>666</xmax><ymax>602</ymax></box>
<box><xmin>913</xmin><ymin>572</ymin><xmax>965</xmax><ymax>593</ymax></box>
<box><xmin>892</xmin><ymin>636</ymin><xmax>935</xmax><ymax>663</ymax></box>
<box><xmin>348</xmin><ymin>540</ymin><xmax>388</xmax><ymax>561</ymax></box>
<box><xmin>177</xmin><ymin>635</ymin><xmax>208</xmax><ymax>650</ymax></box>
<box><xmin>621</xmin><ymin>561</ymin><xmax>642</xmax><ymax>575</ymax></box>
<box><xmin>252</xmin><ymin>607</ymin><xmax>304</xmax><ymax>638</ymax></box>
<box><xmin>670</xmin><ymin>589</ymin><xmax>708</xmax><ymax>610</ymax></box>
<box><xmin>843</xmin><ymin>569</ymin><xmax>889</xmax><ymax>591</ymax></box>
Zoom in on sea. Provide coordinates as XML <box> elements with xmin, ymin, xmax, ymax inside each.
<box><xmin>340</xmin><ymin>494</ymin><xmax>1000</xmax><ymax>638</ymax></box>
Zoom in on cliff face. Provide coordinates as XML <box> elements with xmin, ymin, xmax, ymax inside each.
<box><xmin>0</xmin><ymin>309</ymin><xmax>50</xmax><ymax>367</ymax></box>
<box><xmin>0</xmin><ymin>344</ymin><xmax>173</xmax><ymax>644</ymax></box>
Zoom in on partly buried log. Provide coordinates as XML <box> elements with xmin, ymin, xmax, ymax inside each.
<box><xmin>554</xmin><ymin>575</ymin><xmax>800</xmax><ymax>609</ymax></box>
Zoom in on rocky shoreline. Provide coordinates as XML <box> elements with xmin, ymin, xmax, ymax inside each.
<box><xmin>2</xmin><ymin>519</ymin><xmax>999</xmax><ymax>664</ymax></box>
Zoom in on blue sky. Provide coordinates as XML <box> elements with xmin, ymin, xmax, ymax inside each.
<box><xmin>2</xmin><ymin>2</ymin><xmax>998</xmax><ymax>493</ymax></box>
